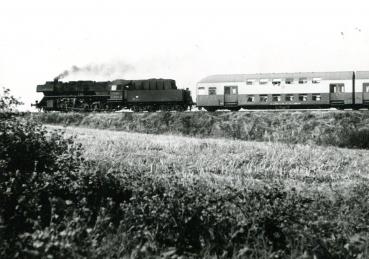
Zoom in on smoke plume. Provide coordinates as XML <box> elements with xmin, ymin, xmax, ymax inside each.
<box><xmin>54</xmin><ymin>61</ymin><xmax>134</xmax><ymax>80</ymax></box>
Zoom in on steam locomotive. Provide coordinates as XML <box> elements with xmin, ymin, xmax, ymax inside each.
<box><xmin>35</xmin><ymin>78</ymin><xmax>193</xmax><ymax>112</ymax></box>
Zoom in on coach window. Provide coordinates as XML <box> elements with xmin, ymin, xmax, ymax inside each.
<box><xmin>197</xmin><ymin>87</ymin><xmax>206</xmax><ymax>95</ymax></box>
<box><xmin>312</xmin><ymin>94</ymin><xmax>321</xmax><ymax>101</ymax></box>
<box><xmin>298</xmin><ymin>78</ymin><xmax>308</xmax><ymax>84</ymax></box>
<box><xmin>285</xmin><ymin>78</ymin><xmax>294</xmax><ymax>84</ymax></box>
<box><xmin>247</xmin><ymin>95</ymin><xmax>255</xmax><ymax>102</ymax></box>
<box><xmin>298</xmin><ymin>94</ymin><xmax>308</xmax><ymax>101</ymax></box>
<box><xmin>246</xmin><ymin>80</ymin><xmax>254</xmax><ymax>85</ymax></box>
<box><xmin>111</xmin><ymin>85</ymin><xmax>117</xmax><ymax>91</ymax></box>
<box><xmin>312</xmin><ymin>78</ymin><xmax>321</xmax><ymax>84</ymax></box>
<box><xmin>330</xmin><ymin>83</ymin><xmax>345</xmax><ymax>93</ymax></box>
<box><xmin>208</xmin><ymin>87</ymin><xmax>217</xmax><ymax>95</ymax></box>
<box><xmin>338</xmin><ymin>84</ymin><xmax>345</xmax><ymax>93</ymax></box>
<box><xmin>260</xmin><ymin>95</ymin><xmax>268</xmax><ymax>102</ymax></box>
<box><xmin>286</xmin><ymin>94</ymin><xmax>294</xmax><ymax>101</ymax></box>
<box><xmin>224</xmin><ymin>87</ymin><xmax>230</xmax><ymax>95</ymax></box>
<box><xmin>272</xmin><ymin>95</ymin><xmax>281</xmax><ymax>102</ymax></box>
<box><xmin>364</xmin><ymin>83</ymin><xmax>369</xmax><ymax>92</ymax></box>
<box><xmin>259</xmin><ymin>79</ymin><xmax>269</xmax><ymax>85</ymax></box>
<box><xmin>272</xmin><ymin>79</ymin><xmax>281</xmax><ymax>86</ymax></box>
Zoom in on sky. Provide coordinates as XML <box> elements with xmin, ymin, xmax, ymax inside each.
<box><xmin>1</xmin><ymin>0</ymin><xmax>369</xmax><ymax>109</ymax></box>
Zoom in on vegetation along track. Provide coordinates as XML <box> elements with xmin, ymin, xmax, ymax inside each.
<box><xmin>33</xmin><ymin>110</ymin><xmax>369</xmax><ymax>149</ymax></box>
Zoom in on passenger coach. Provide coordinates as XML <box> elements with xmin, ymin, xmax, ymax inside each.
<box><xmin>196</xmin><ymin>71</ymin><xmax>369</xmax><ymax>111</ymax></box>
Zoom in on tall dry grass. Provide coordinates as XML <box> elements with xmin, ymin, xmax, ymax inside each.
<box><xmin>54</xmin><ymin>125</ymin><xmax>369</xmax><ymax>194</ymax></box>
<box><xmin>34</xmin><ymin>111</ymin><xmax>369</xmax><ymax>149</ymax></box>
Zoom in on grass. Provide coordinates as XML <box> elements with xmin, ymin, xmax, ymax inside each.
<box><xmin>34</xmin><ymin>110</ymin><xmax>369</xmax><ymax>149</ymax></box>
<box><xmin>42</xmin><ymin>124</ymin><xmax>369</xmax><ymax>258</ymax></box>
<box><xmin>51</xmin><ymin>124</ymin><xmax>369</xmax><ymax>194</ymax></box>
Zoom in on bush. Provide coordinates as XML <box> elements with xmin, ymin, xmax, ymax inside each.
<box><xmin>0</xmin><ymin>89</ymin><xmax>85</xmax><ymax>257</ymax></box>
<box><xmin>344</xmin><ymin>128</ymin><xmax>369</xmax><ymax>149</ymax></box>
<box><xmin>113</xmin><ymin>176</ymin><xmax>369</xmax><ymax>258</ymax></box>
<box><xmin>0</xmin><ymin>88</ymin><xmax>22</xmax><ymax>113</ymax></box>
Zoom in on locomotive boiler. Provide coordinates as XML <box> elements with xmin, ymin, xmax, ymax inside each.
<box><xmin>35</xmin><ymin>78</ymin><xmax>193</xmax><ymax>112</ymax></box>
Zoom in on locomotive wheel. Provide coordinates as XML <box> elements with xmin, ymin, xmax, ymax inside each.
<box><xmin>91</xmin><ymin>102</ymin><xmax>100</xmax><ymax>111</ymax></box>
<box><xmin>132</xmin><ymin>106</ymin><xmax>141</xmax><ymax>112</ymax></box>
<box><xmin>159</xmin><ymin>105</ymin><xmax>170</xmax><ymax>111</ymax></box>
<box><xmin>147</xmin><ymin>105</ymin><xmax>158</xmax><ymax>112</ymax></box>
<box><xmin>82</xmin><ymin>103</ymin><xmax>90</xmax><ymax>112</ymax></box>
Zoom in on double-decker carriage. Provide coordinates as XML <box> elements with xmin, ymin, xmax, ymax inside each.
<box><xmin>196</xmin><ymin>71</ymin><xmax>369</xmax><ymax>111</ymax></box>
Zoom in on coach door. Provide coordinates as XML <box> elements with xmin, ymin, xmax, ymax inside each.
<box><xmin>329</xmin><ymin>83</ymin><xmax>345</xmax><ymax>105</ymax></box>
<box><xmin>224</xmin><ymin>86</ymin><xmax>238</xmax><ymax>106</ymax></box>
<box><xmin>363</xmin><ymin>83</ymin><xmax>369</xmax><ymax>104</ymax></box>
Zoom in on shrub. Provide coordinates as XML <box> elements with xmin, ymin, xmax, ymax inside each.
<box><xmin>0</xmin><ymin>89</ymin><xmax>85</xmax><ymax>257</ymax></box>
<box><xmin>344</xmin><ymin>128</ymin><xmax>369</xmax><ymax>149</ymax></box>
<box><xmin>0</xmin><ymin>87</ymin><xmax>22</xmax><ymax>113</ymax></box>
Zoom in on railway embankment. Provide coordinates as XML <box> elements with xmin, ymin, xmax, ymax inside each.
<box><xmin>31</xmin><ymin>110</ymin><xmax>369</xmax><ymax>149</ymax></box>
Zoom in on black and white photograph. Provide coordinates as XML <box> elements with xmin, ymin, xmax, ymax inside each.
<box><xmin>1</xmin><ymin>0</ymin><xmax>369</xmax><ymax>258</ymax></box>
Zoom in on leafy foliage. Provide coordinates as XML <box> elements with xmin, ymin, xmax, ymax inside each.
<box><xmin>0</xmin><ymin>88</ymin><xmax>23</xmax><ymax>112</ymax></box>
<box><xmin>0</xmin><ymin>90</ymin><xmax>85</xmax><ymax>257</ymax></box>
<box><xmin>343</xmin><ymin>128</ymin><xmax>369</xmax><ymax>149</ymax></box>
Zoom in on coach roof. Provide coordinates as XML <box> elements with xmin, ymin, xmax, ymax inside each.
<box><xmin>356</xmin><ymin>71</ymin><xmax>369</xmax><ymax>79</ymax></box>
<box><xmin>198</xmin><ymin>71</ymin><xmax>354</xmax><ymax>83</ymax></box>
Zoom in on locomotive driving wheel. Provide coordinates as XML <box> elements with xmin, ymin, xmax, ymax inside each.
<box><xmin>82</xmin><ymin>103</ymin><xmax>90</xmax><ymax>112</ymax></box>
<box><xmin>132</xmin><ymin>106</ymin><xmax>141</xmax><ymax>112</ymax></box>
<box><xmin>147</xmin><ymin>105</ymin><xmax>158</xmax><ymax>112</ymax></box>
<box><xmin>91</xmin><ymin>102</ymin><xmax>101</xmax><ymax>111</ymax></box>
<box><xmin>159</xmin><ymin>104</ymin><xmax>170</xmax><ymax>111</ymax></box>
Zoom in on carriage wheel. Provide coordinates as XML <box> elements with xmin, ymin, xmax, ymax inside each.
<box><xmin>229</xmin><ymin>107</ymin><xmax>241</xmax><ymax>111</ymax></box>
<box><xmin>205</xmin><ymin>107</ymin><xmax>217</xmax><ymax>112</ymax></box>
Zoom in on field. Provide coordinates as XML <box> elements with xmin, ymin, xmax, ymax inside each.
<box><xmin>48</xmin><ymin>124</ymin><xmax>369</xmax><ymax>258</ymax></box>
<box><xmin>3</xmin><ymin>108</ymin><xmax>369</xmax><ymax>258</ymax></box>
<box><xmin>55</xmin><ymin>125</ymin><xmax>369</xmax><ymax>195</ymax></box>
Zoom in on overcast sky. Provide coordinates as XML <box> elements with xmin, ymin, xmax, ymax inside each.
<box><xmin>1</xmin><ymin>0</ymin><xmax>369</xmax><ymax>109</ymax></box>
